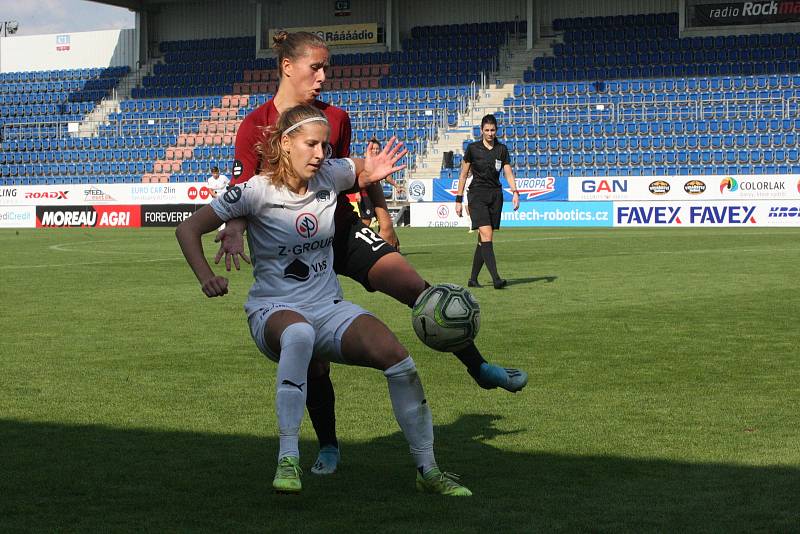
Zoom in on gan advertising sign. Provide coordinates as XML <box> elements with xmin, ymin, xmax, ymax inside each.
<box><xmin>569</xmin><ymin>176</ymin><xmax>800</xmax><ymax>201</ymax></box>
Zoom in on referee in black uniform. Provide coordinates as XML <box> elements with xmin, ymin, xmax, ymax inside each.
<box><xmin>455</xmin><ymin>114</ymin><xmax>520</xmax><ymax>289</ymax></box>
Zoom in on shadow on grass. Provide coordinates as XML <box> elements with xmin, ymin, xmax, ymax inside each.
<box><xmin>508</xmin><ymin>276</ymin><xmax>558</xmax><ymax>286</ymax></box>
<box><xmin>1</xmin><ymin>415</ymin><xmax>797</xmax><ymax>532</ymax></box>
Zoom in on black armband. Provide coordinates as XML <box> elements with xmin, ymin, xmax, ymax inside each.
<box><xmin>455</xmin><ymin>195</ymin><xmax>464</xmax><ymax>203</ymax></box>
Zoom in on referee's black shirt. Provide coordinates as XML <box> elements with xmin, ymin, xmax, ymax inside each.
<box><xmin>463</xmin><ymin>140</ymin><xmax>511</xmax><ymax>190</ymax></box>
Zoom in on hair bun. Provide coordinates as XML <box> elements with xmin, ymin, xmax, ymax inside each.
<box><xmin>272</xmin><ymin>31</ymin><xmax>288</xmax><ymax>47</ymax></box>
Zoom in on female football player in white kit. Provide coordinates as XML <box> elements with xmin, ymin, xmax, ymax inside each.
<box><xmin>176</xmin><ymin>104</ymin><xmax>472</xmax><ymax>497</ymax></box>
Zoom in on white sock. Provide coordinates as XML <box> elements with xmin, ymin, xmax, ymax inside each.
<box><xmin>275</xmin><ymin>322</ymin><xmax>315</xmax><ymax>460</ymax></box>
<box><xmin>384</xmin><ymin>356</ymin><xmax>437</xmax><ymax>473</ymax></box>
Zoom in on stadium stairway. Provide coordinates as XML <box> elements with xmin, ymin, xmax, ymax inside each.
<box><xmin>142</xmin><ymin>94</ymin><xmax>247</xmax><ymax>183</ymax></box>
<box><xmin>409</xmin><ymin>33</ymin><xmax>543</xmax><ymax>180</ymax></box>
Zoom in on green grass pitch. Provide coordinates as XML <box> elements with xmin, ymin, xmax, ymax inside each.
<box><xmin>1</xmin><ymin>227</ymin><xmax>799</xmax><ymax>532</ymax></box>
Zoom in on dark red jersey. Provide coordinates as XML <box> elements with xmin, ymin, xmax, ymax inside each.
<box><xmin>231</xmin><ymin>98</ymin><xmax>351</xmax><ymax>185</ymax></box>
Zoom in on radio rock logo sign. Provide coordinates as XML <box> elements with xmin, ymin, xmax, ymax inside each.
<box><xmin>296</xmin><ymin>213</ymin><xmax>318</xmax><ymax>238</ymax></box>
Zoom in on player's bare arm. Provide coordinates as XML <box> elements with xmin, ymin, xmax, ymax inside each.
<box><xmin>176</xmin><ymin>205</ymin><xmax>229</xmax><ymax>297</ymax></box>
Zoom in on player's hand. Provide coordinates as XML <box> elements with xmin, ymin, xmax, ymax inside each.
<box><xmin>201</xmin><ymin>275</ymin><xmax>229</xmax><ymax>297</ymax></box>
<box><xmin>360</xmin><ymin>137</ymin><xmax>407</xmax><ymax>186</ymax></box>
<box><xmin>512</xmin><ymin>191</ymin><xmax>520</xmax><ymax>211</ymax></box>
<box><xmin>214</xmin><ymin>226</ymin><xmax>251</xmax><ymax>271</ymax></box>
<box><xmin>379</xmin><ymin>226</ymin><xmax>400</xmax><ymax>250</ymax></box>
<box><xmin>455</xmin><ymin>202</ymin><xmax>463</xmax><ymax>217</ymax></box>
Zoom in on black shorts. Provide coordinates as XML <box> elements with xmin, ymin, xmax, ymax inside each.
<box><xmin>358</xmin><ymin>194</ymin><xmax>375</xmax><ymax>220</ymax></box>
<box><xmin>467</xmin><ymin>187</ymin><xmax>503</xmax><ymax>230</ymax></box>
<box><xmin>333</xmin><ymin>210</ymin><xmax>396</xmax><ymax>291</ymax></box>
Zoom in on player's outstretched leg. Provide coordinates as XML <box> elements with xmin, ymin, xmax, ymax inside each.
<box><xmin>383</xmin><ymin>356</ymin><xmax>472</xmax><ymax>497</ymax></box>
<box><xmin>368</xmin><ymin>253</ymin><xmax>528</xmax><ymax>393</ymax></box>
<box><xmin>341</xmin><ymin>315</ymin><xmax>472</xmax><ymax>496</ymax></box>
<box><xmin>454</xmin><ymin>342</ymin><xmax>528</xmax><ymax>393</ymax></box>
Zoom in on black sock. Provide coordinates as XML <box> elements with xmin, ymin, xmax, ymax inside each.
<box><xmin>306</xmin><ymin>371</ymin><xmax>338</xmax><ymax>449</ymax></box>
<box><xmin>469</xmin><ymin>243</ymin><xmax>484</xmax><ymax>281</ymax></box>
<box><xmin>453</xmin><ymin>341</ymin><xmax>488</xmax><ymax>382</ymax></box>
<box><xmin>480</xmin><ymin>241</ymin><xmax>501</xmax><ymax>281</ymax></box>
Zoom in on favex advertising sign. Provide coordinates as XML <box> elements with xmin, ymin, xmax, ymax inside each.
<box><xmin>570</xmin><ymin>175</ymin><xmax>800</xmax><ymax>201</ymax></box>
<box><xmin>613</xmin><ymin>200</ymin><xmax>800</xmax><ymax>227</ymax></box>
<box><xmin>691</xmin><ymin>1</ymin><xmax>800</xmax><ymax>26</ymax></box>
<box><xmin>36</xmin><ymin>205</ymin><xmax>141</xmax><ymax>228</ymax></box>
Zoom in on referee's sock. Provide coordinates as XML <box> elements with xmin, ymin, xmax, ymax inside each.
<box><xmin>479</xmin><ymin>241</ymin><xmax>502</xmax><ymax>282</ymax></box>
<box><xmin>469</xmin><ymin>243</ymin><xmax>484</xmax><ymax>282</ymax></box>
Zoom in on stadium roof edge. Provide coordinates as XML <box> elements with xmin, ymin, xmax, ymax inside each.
<box><xmin>89</xmin><ymin>0</ymin><xmax>145</xmax><ymax>11</ymax></box>
<box><xmin>90</xmin><ymin>0</ymin><xmax>267</xmax><ymax>9</ymax></box>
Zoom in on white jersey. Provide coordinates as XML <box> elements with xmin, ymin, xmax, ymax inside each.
<box><xmin>207</xmin><ymin>174</ymin><xmax>230</xmax><ymax>195</ymax></box>
<box><xmin>210</xmin><ymin>159</ymin><xmax>357</xmax><ymax>317</ymax></box>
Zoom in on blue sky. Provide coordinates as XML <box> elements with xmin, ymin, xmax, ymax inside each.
<box><xmin>0</xmin><ymin>0</ymin><xmax>135</xmax><ymax>36</ymax></box>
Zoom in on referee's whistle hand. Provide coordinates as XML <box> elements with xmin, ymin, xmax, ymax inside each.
<box><xmin>455</xmin><ymin>203</ymin><xmax>463</xmax><ymax>217</ymax></box>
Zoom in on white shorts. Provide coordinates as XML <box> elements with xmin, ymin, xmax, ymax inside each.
<box><xmin>247</xmin><ymin>299</ymin><xmax>373</xmax><ymax>364</ymax></box>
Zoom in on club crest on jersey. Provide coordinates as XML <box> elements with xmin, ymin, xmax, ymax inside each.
<box><xmin>283</xmin><ymin>258</ymin><xmax>310</xmax><ymax>281</ymax></box>
<box><xmin>315</xmin><ymin>190</ymin><xmax>331</xmax><ymax>202</ymax></box>
<box><xmin>324</xmin><ymin>144</ymin><xmax>333</xmax><ymax>159</ymax></box>
<box><xmin>232</xmin><ymin>160</ymin><xmax>243</xmax><ymax>177</ymax></box>
<box><xmin>223</xmin><ymin>185</ymin><xmax>243</xmax><ymax>203</ymax></box>
<box><xmin>295</xmin><ymin>212</ymin><xmax>318</xmax><ymax>238</ymax></box>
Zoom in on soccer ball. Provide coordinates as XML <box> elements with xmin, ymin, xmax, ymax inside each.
<box><xmin>411</xmin><ymin>283</ymin><xmax>480</xmax><ymax>352</ymax></box>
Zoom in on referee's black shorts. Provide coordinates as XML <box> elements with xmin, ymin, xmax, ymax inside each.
<box><xmin>467</xmin><ymin>187</ymin><xmax>503</xmax><ymax>230</ymax></box>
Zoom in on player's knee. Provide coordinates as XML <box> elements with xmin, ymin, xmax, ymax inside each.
<box><xmin>369</xmin><ymin>337</ymin><xmax>409</xmax><ymax>371</ymax></box>
<box><xmin>280</xmin><ymin>322</ymin><xmax>315</xmax><ymax>352</ymax></box>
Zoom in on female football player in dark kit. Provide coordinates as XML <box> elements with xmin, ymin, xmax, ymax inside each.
<box><xmin>455</xmin><ymin>114</ymin><xmax>520</xmax><ymax>289</ymax></box>
<box><xmin>216</xmin><ymin>32</ymin><xmax>528</xmax><ymax>476</ymax></box>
